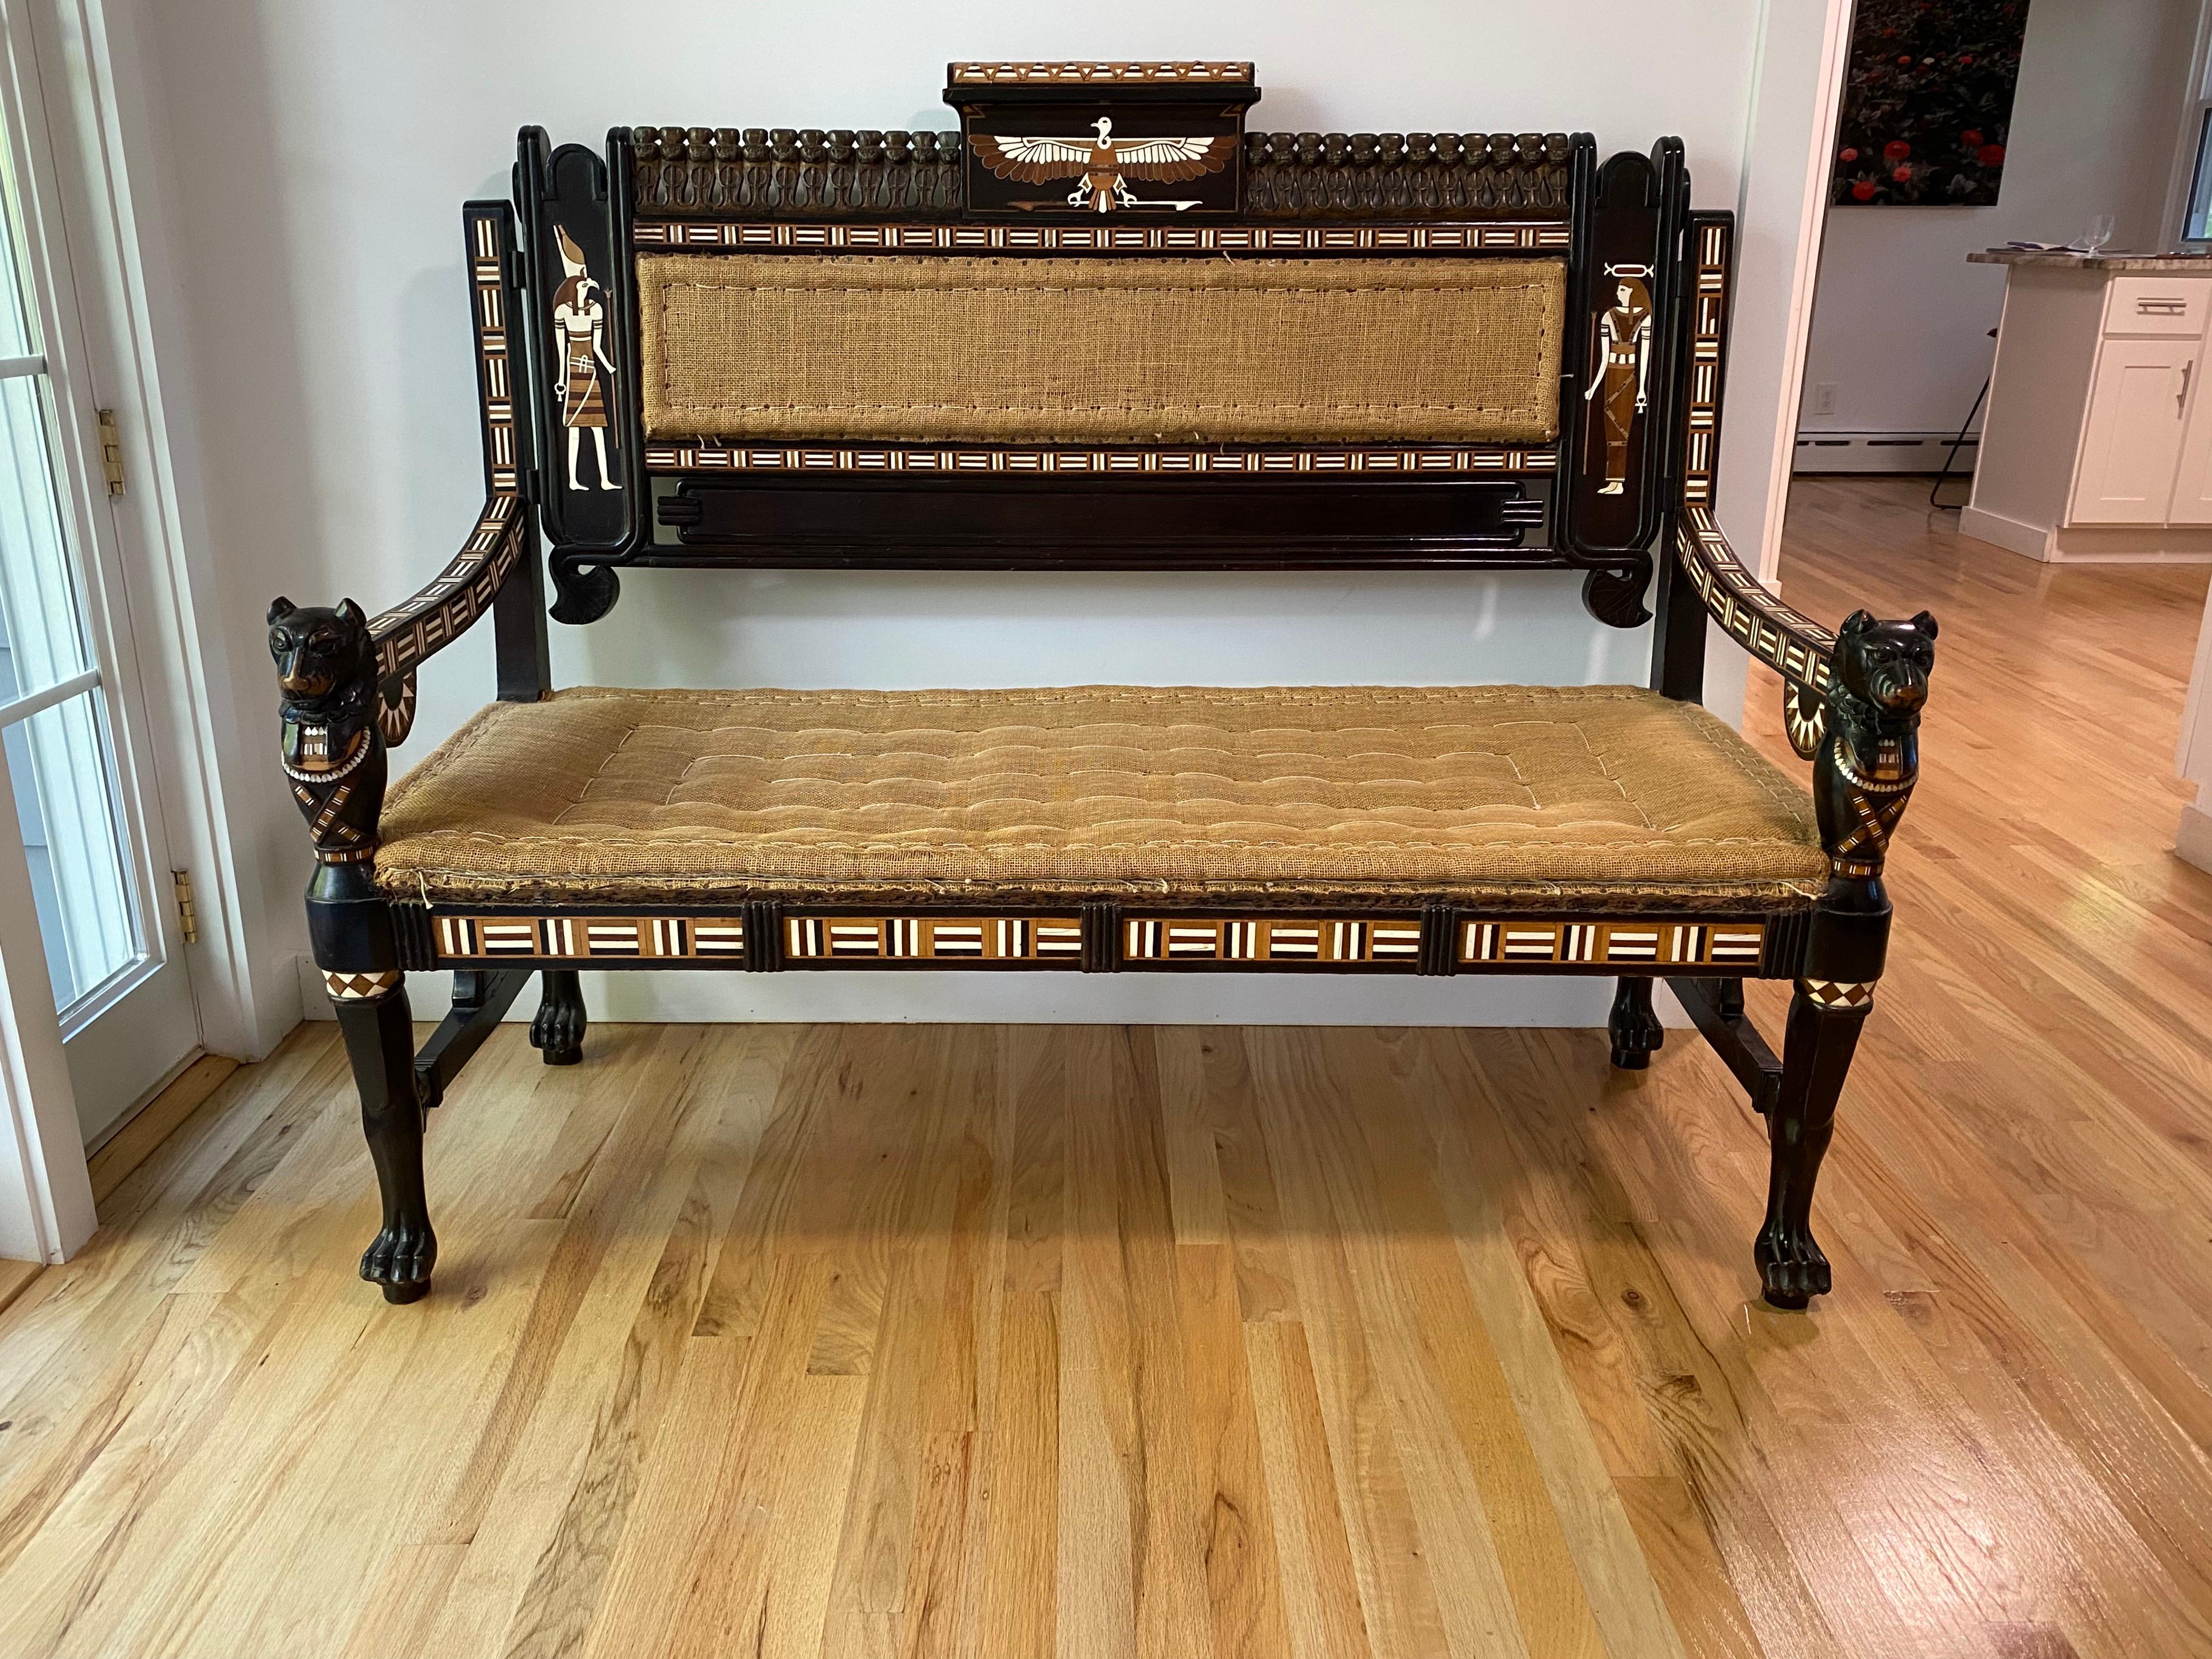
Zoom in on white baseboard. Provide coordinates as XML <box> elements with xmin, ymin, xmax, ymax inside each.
<box><xmin>1795</xmin><ymin>430</ymin><xmax>1978</xmax><ymax>474</ymax></box>
<box><xmin>294</xmin><ymin>955</ymin><xmax>1691</xmax><ymax>1029</ymax></box>
<box><xmin>1957</xmin><ymin>504</ymin><xmax>2049</xmax><ymax>559</ymax></box>
<box><xmin>2179</xmin><ymin>802</ymin><xmax>2212</xmax><ymax>874</ymax></box>
<box><xmin>1959</xmin><ymin>505</ymin><xmax>2212</xmax><ymax>564</ymax></box>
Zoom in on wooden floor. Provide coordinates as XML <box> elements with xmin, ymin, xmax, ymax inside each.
<box><xmin>4</xmin><ymin>476</ymin><xmax>2212</xmax><ymax>1658</ymax></box>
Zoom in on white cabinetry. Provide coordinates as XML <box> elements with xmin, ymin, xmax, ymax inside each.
<box><xmin>2171</xmin><ymin>358</ymin><xmax>2212</xmax><ymax>525</ymax></box>
<box><xmin>2070</xmin><ymin>341</ymin><xmax>2194</xmax><ymax>524</ymax></box>
<box><xmin>1963</xmin><ymin>253</ymin><xmax>2212</xmax><ymax>564</ymax></box>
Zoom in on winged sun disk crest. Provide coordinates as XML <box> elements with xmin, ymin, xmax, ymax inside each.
<box><xmin>975</xmin><ymin>131</ymin><xmax>1237</xmax><ymax>184</ymax></box>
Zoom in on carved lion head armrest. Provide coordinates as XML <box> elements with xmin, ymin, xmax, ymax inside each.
<box><xmin>1668</xmin><ymin>502</ymin><xmax>1938</xmax><ymax>896</ymax></box>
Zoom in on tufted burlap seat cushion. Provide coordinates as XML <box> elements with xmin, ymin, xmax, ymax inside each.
<box><xmin>374</xmin><ymin>684</ymin><xmax>1827</xmax><ymax>910</ymax></box>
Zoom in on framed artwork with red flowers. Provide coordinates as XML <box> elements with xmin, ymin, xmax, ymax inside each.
<box><xmin>1832</xmin><ymin>0</ymin><xmax>2028</xmax><ymax>206</ymax></box>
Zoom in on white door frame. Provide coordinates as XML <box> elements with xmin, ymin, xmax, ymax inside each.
<box><xmin>13</xmin><ymin>0</ymin><xmax>293</xmax><ymax>1061</ymax></box>
<box><xmin>0</xmin><ymin>0</ymin><xmax>295</xmax><ymax>1262</ymax></box>
<box><xmin>1729</xmin><ymin>0</ymin><xmax>1859</xmax><ymax>585</ymax></box>
<box><xmin>0</xmin><ymin>750</ymin><xmax>93</xmax><ymax>1262</ymax></box>
<box><xmin>0</xmin><ymin>0</ymin><xmax>210</xmax><ymax>1146</ymax></box>
<box><xmin>1693</xmin><ymin>0</ymin><xmax>1856</xmax><ymax>728</ymax></box>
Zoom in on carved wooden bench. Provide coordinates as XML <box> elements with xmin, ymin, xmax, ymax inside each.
<box><xmin>267</xmin><ymin>61</ymin><xmax>1936</xmax><ymax>1310</ymax></box>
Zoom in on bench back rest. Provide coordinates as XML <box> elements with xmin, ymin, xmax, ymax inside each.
<box><xmin>634</xmin><ymin>253</ymin><xmax>1567</xmax><ymax>446</ymax></box>
<box><xmin>502</xmin><ymin>60</ymin><xmax>1720</xmax><ymax>635</ymax></box>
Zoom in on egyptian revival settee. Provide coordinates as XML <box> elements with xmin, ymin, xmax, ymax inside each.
<box><xmin>267</xmin><ymin>61</ymin><xmax>1937</xmax><ymax>1311</ymax></box>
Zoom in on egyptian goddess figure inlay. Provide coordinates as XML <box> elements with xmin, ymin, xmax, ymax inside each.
<box><xmin>1585</xmin><ymin>267</ymin><xmax>1653</xmax><ymax>495</ymax></box>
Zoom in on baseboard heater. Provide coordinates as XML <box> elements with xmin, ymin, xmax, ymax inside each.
<box><xmin>1794</xmin><ymin>430</ymin><xmax>1979</xmax><ymax>475</ymax></box>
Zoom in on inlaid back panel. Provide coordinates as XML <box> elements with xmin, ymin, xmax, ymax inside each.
<box><xmin>517</xmin><ymin>61</ymin><xmax>1697</xmax><ymax>616</ymax></box>
<box><xmin>635</xmin><ymin>253</ymin><xmax>1567</xmax><ymax>444</ymax></box>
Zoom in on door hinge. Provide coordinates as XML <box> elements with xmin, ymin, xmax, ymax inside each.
<box><xmin>97</xmin><ymin>409</ymin><xmax>124</xmax><ymax>497</ymax></box>
<box><xmin>171</xmin><ymin>869</ymin><xmax>198</xmax><ymax>945</ymax></box>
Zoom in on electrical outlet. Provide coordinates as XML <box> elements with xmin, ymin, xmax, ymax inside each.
<box><xmin>1809</xmin><ymin>382</ymin><xmax>1839</xmax><ymax>416</ymax></box>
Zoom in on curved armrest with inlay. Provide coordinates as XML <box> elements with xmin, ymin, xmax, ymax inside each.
<box><xmin>1676</xmin><ymin>211</ymin><xmax>1938</xmax><ymax>893</ymax></box>
<box><xmin>267</xmin><ymin>201</ymin><xmax>532</xmax><ymax>888</ymax></box>
<box><xmin>363</xmin><ymin>495</ymin><xmax>528</xmax><ymax>740</ymax></box>
<box><xmin>1673</xmin><ymin>504</ymin><xmax>1836</xmax><ymax>756</ymax></box>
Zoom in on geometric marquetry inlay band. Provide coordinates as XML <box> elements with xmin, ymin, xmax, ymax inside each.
<box><xmin>368</xmin><ymin>503</ymin><xmax>523</xmax><ymax>687</ymax></box>
<box><xmin>784</xmin><ymin>915</ymin><xmax>1081</xmax><ymax>962</ymax></box>
<box><xmin>1677</xmin><ymin>508</ymin><xmax>1834</xmax><ymax>693</ymax></box>
<box><xmin>1797</xmin><ymin>977</ymin><xmax>1875</xmax><ymax>1010</ymax></box>
<box><xmin>437</xmin><ymin>915</ymin><xmax>748</xmax><ymax>961</ymax></box>
<box><xmin>633</xmin><ymin>220</ymin><xmax>1571</xmax><ymax>254</ymax></box>
<box><xmin>324</xmin><ymin>969</ymin><xmax>402</xmax><ymax>1001</ymax></box>
<box><xmin>1459</xmin><ymin>919</ymin><xmax>1762</xmax><ymax>968</ymax></box>
<box><xmin>463</xmin><ymin>207</ymin><xmax>520</xmax><ymax>497</ymax></box>
<box><xmin>645</xmin><ymin>440</ymin><xmax>1559</xmax><ymax>479</ymax></box>
<box><xmin>949</xmin><ymin>60</ymin><xmax>1254</xmax><ymax>84</ymax></box>
<box><xmin>1124</xmin><ymin>916</ymin><xmax>1422</xmax><ymax>964</ymax></box>
<box><xmin>1680</xmin><ymin>217</ymin><xmax>1726</xmax><ymax>511</ymax></box>
<box><xmin>422</xmin><ymin>907</ymin><xmax>1786</xmax><ymax>975</ymax></box>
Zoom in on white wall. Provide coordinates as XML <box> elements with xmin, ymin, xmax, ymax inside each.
<box><xmin>1799</xmin><ymin>0</ymin><xmax>2199</xmax><ymax>441</ymax></box>
<box><xmin>119</xmin><ymin>0</ymin><xmax>1826</xmax><ymax>1034</ymax></box>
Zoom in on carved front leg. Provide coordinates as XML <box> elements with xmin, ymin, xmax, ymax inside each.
<box><xmin>1759</xmin><ymin>606</ymin><xmax>1936</xmax><ymax>1309</ymax></box>
<box><xmin>1759</xmin><ymin>984</ymin><xmax>1869</xmax><ymax>1307</ymax></box>
<box><xmin>332</xmin><ymin>975</ymin><xmax>436</xmax><ymax>1303</ymax></box>
<box><xmin>274</xmin><ymin>596</ymin><xmax>427</xmax><ymax>1301</ymax></box>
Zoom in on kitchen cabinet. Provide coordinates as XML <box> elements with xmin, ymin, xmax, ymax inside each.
<box><xmin>1963</xmin><ymin>252</ymin><xmax>2212</xmax><ymax>563</ymax></box>
<box><xmin>2070</xmin><ymin>340</ymin><xmax>2194</xmax><ymax>525</ymax></box>
<box><xmin>2171</xmin><ymin>349</ymin><xmax>2212</xmax><ymax>525</ymax></box>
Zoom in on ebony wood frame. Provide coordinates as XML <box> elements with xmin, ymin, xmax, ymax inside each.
<box><xmin>267</xmin><ymin>62</ymin><xmax>1936</xmax><ymax>1314</ymax></box>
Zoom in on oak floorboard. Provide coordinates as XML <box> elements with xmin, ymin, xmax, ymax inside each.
<box><xmin>0</xmin><ymin>478</ymin><xmax>2208</xmax><ymax>1655</ymax></box>
<box><xmin>0</xmin><ymin>1259</ymin><xmax>39</xmax><ymax>1321</ymax></box>
<box><xmin>86</xmin><ymin>1055</ymin><xmax>238</xmax><ymax>1205</ymax></box>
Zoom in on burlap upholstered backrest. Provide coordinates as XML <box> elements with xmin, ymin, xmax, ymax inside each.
<box><xmin>518</xmin><ymin>83</ymin><xmax>1697</xmax><ymax>605</ymax></box>
<box><xmin>635</xmin><ymin>253</ymin><xmax>1568</xmax><ymax>446</ymax></box>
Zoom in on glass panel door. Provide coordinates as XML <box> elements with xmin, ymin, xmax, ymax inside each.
<box><xmin>1</xmin><ymin>376</ymin><xmax>137</xmax><ymax>1010</ymax></box>
<box><xmin>0</xmin><ymin>42</ymin><xmax>199</xmax><ymax>1145</ymax></box>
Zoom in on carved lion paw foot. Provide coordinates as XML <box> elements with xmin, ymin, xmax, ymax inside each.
<box><xmin>1755</xmin><ymin>1221</ymin><xmax>1830</xmax><ymax>1310</ymax></box>
<box><xmin>1607</xmin><ymin>986</ymin><xmax>1666</xmax><ymax>1071</ymax></box>
<box><xmin>1608</xmin><ymin>1011</ymin><xmax>1665</xmax><ymax>1071</ymax></box>
<box><xmin>529</xmin><ymin>998</ymin><xmax>585</xmax><ymax>1067</ymax></box>
<box><xmin>360</xmin><ymin>1220</ymin><xmax>437</xmax><ymax>1303</ymax></box>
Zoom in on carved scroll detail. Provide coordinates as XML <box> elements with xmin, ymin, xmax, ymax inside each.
<box><xmin>627</xmin><ymin>126</ymin><xmax>1573</xmax><ymax>221</ymax></box>
<box><xmin>630</xmin><ymin>128</ymin><xmax>966</xmax><ymax>218</ymax></box>
<box><xmin>1242</xmin><ymin>131</ymin><xmax>1571</xmax><ymax>218</ymax></box>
